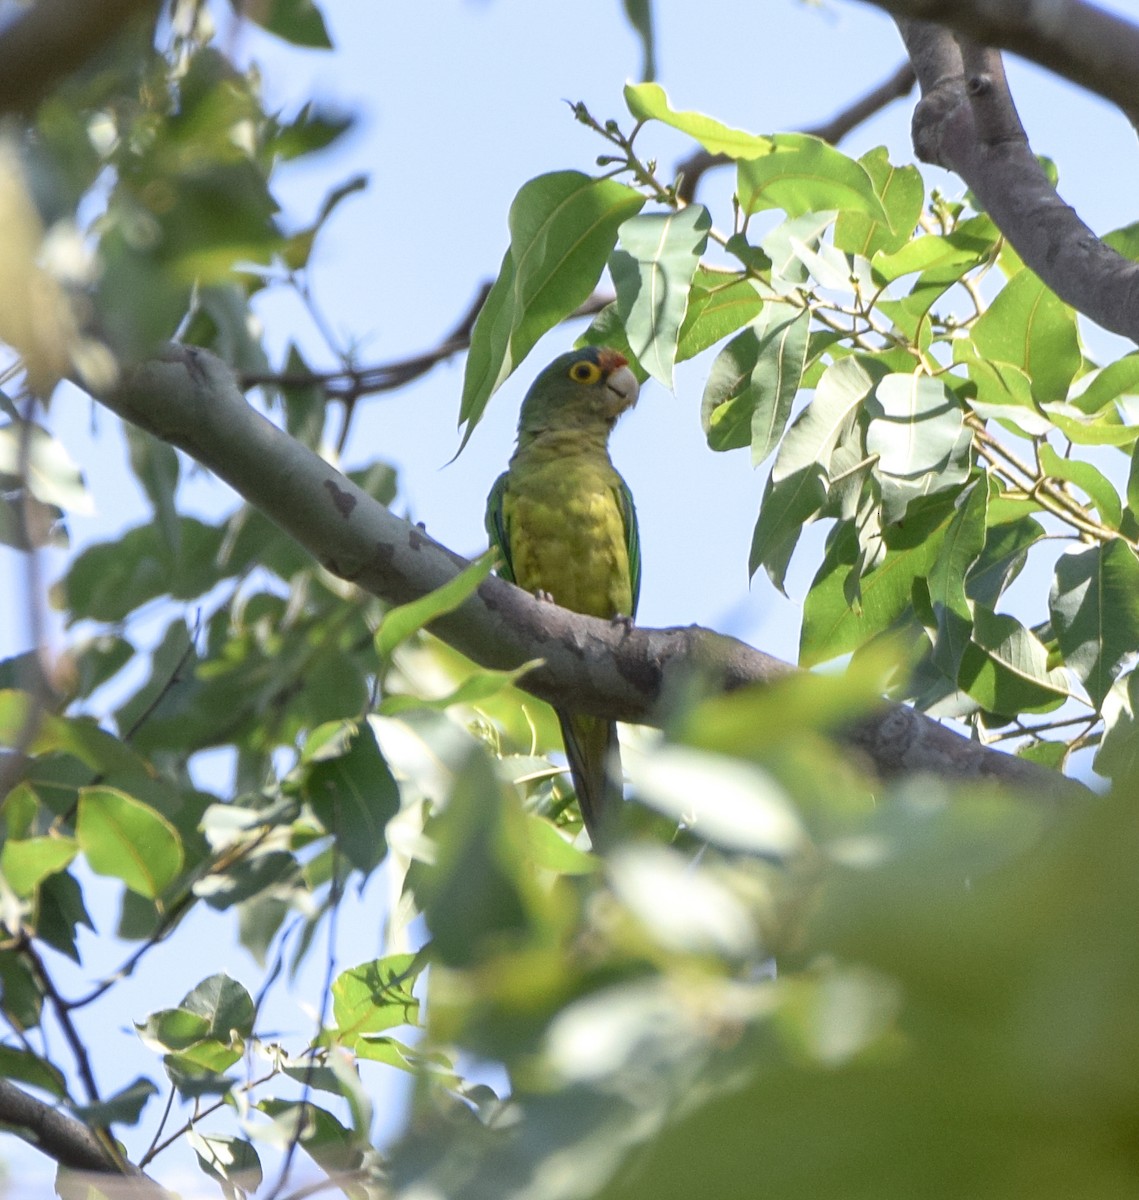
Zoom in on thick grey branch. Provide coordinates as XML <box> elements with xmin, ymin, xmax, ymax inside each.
<box><xmin>0</xmin><ymin>1079</ymin><xmax>166</xmax><ymax>1196</ymax></box>
<box><xmin>97</xmin><ymin>346</ymin><xmax>1082</xmax><ymax>800</ymax></box>
<box><xmin>855</xmin><ymin>0</ymin><xmax>1139</xmax><ymax>127</ymax></box>
<box><xmin>896</xmin><ymin>18</ymin><xmax>1139</xmax><ymax>342</ymax></box>
<box><xmin>0</xmin><ymin>0</ymin><xmax>162</xmax><ymax>115</ymax></box>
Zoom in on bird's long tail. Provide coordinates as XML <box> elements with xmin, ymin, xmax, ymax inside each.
<box><xmin>558</xmin><ymin>711</ymin><xmax>623</xmax><ymax>850</ymax></box>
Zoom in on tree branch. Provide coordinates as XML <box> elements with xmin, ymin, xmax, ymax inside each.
<box><xmin>95</xmin><ymin>345</ymin><xmax>1083</xmax><ymax>801</ymax></box>
<box><xmin>894</xmin><ymin>18</ymin><xmax>1139</xmax><ymax>342</ymax></box>
<box><xmin>0</xmin><ymin>0</ymin><xmax>162</xmax><ymax>115</ymax></box>
<box><xmin>0</xmin><ymin>1079</ymin><xmax>166</xmax><ymax>1195</ymax></box>
<box><xmin>238</xmin><ymin>289</ymin><xmax>612</xmax><ymax>402</ymax></box>
<box><xmin>853</xmin><ymin>0</ymin><xmax>1139</xmax><ymax>128</ymax></box>
<box><xmin>675</xmin><ymin>60</ymin><xmax>916</xmax><ymax>202</ymax></box>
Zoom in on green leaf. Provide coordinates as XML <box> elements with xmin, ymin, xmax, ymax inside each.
<box><xmin>627</xmin><ymin>745</ymin><xmax>804</xmax><ymax>858</ymax></box>
<box><xmin>971</xmin><ymin>269</ymin><xmax>1080</xmax><ymax>404</ymax></box>
<box><xmin>1069</xmin><ymin>352</ymin><xmax>1139</xmax><ymax>415</ymax></box>
<box><xmin>0</xmin><ymin>423</ymin><xmax>92</xmax><ymax>515</ymax></box>
<box><xmin>737</xmin><ymin>135</ymin><xmax>889</xmax><ymax>222</ymax></box>
<box><xmin>610</xmin><ymin>205</ymin><xmax>710</xmax><ymax>388</ymax></box>
<box><xmin>243</xmin><ymin>0</ymin><xmax>333</xmax><ymax>47</ymax></box>
<box><xmin>772</xmin><ymin>356</ymin><xmax>879</xmax><ymax>483</ymax></box>
<box><xmin>459</xmin><ymin>172</ymin><xmax>644</xmax><ymax>441</ymax></box>
<box><xmin>72</xmin><ymin>1077</ymin><xmax>157</xmax><ymax>1128</ymax></box>
<box><xmin>1040</xmin><ymin>401</ymin><xmax>1139</xmax><ymax>448</ymax></box>
<box><xmin>623</xmin><ymin>83</ymin><xmax>771</xmax><ymax>158</ymax></box>
<box><xmin>1037</xmin><ymin>445</ymin><xmax>1122</xmax><ymax>529</ymax></box>
<box><xmin>137</xmin><ymin>1008</ymin><xmax>211</xmax><ymax>1053</ymax></box>
<box><xmin>379</xmin><ymin>660</ymin><xmax>543</xmax><ymax>716</ymax></box>
<box><xmin>258</xmin><ymin>1100</ymin><xmax>364</xmax><ymax>1177</ymax></box>
<box><xmin>800</xmin><ymin>496</ymin><xmax>956</xmax><ymax>666</ymax></box>
<box><xmin>57</xmin><ymin>516</ymin><xmax>226</xmax><ymax>623</ymax></box>
<box><xmin>301</xmin><ymin>719</ymin><xmax>400</xmax><ymax>876</ymax></box>
<box><xmin>181</xmin><ymin>973</ymin><xmax>255</xmax><ymax>1041</ymax></box>
<box><xmin>76</xmin><ymin>786</ymin><xmax>183</xmax><ymax>898</ymax></box>
<box><xmin>700</xmin><ymin>307</ymin><xmax>810</xmax><ymax>465</ymax></box>
<box><xmin>409</xmin><ymin>748</ymin><xmax>550</xmax><ymax>968</ymax></box>
<box><xmin>958</xmin><ymin>608</ymin><xmax>1069</xmax><ymax>717</ymax></box>
<box><xmin>0</xmin><ymin>951</ymin><xmax>41</xmax><ymax>1029</ymax></box>
<box><xmin>35</xmin><ymin>869</ymin><xmax>94</xmax><ymax>963</ymax></box>
<box><xmin>0</xmin><ymin>1046</ymin><xmax>66</xmax><ymax>1097</ymax></box>
<box><xmin>675</xmin><ymin>268</ymin><xmax>763</xmax><ymax>362</ymax></box>
<box><xmin>621</xmin><ymin>0</ymin><xmax>656</xmax><ymax>80</ymax></box>
<box><xmin>189</xmin><ymin>1131</ymin><xmax>263</xmax><ymax>1192</ymax></box>
<box><xmin>1050</xmin><ymin>541</ymin><xmax>1139</xmax><ymax>709</ymax></box>
<box><xmin>834</xmin><ymin>147</ymin><xmax>923</xmax><ymax>258</ymax></box>
<box><xmin>0</xmin><ymin>836</ymin><xmax>77</xmax><ymax>896</ymax></box>
<box><xmin>928</xmin><ymin>479</ymin><xmax>989</xmax><ymax>682</ymax></box>
<box><xmin>331</xmin><ymin>954</ymin><xmax>422</xmax><ymax>1043</ymax></box>
<box><xmin>749</xmin><ymin>465</ymin><xmax>828</xmax><ymax>590</ymax></box>
<box><xmin>866</xmin><ymin>375</ymin><xmax>964</xmax><ymax>487</ymax></box>
<box><xmin>376</xmin><ymin>551</ymin><xmax>497</xmax><ymax>658</ymax></box>
<box><xmin>955</xmin><ymin>344</ymin><xmax>1051</xmax><ymax>438</ymax></box>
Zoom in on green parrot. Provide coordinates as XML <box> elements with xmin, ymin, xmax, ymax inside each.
<box><xmin>485</xmin><ymin>346</ymin><xmax>641</xmax><ymax>848</ymax></box>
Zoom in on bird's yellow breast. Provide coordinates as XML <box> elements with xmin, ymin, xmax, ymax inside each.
<box><xmin>503</xmin><ymin>454</ymin><xmax>633</xmax><ymax>620</ymax></box>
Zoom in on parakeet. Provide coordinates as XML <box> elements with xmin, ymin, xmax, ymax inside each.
<box><xmin>485</xmin><ymin>346</ymin><xmax>641</xmax><ymax>848</ymax></box>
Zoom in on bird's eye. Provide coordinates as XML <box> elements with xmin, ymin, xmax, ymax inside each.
<box><xmin>569</xmin><ymin>360</ymin><xmax>603</xmax><ymax>385</ymax></box>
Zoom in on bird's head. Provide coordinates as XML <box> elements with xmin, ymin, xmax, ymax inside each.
<box><xmin>516</xmin><ymin>346</ymin><xmax>640</xmax><ymax>435</ymax></box>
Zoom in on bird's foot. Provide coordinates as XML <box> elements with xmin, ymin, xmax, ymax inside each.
<box><xmin>534</xmin><ymin>588</ymin><xmax>556</xmax><ymax>604</ymax></box>
<box><xmin>611</xmin><ymin>612</ymin><xmax>635</xmax><ymax>633</ymax></box>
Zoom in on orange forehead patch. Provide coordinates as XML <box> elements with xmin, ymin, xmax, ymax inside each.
<box><xmin>596</xmin><ymin>348</ymin><xmax>628</xmax><ymax>374</ymax></box>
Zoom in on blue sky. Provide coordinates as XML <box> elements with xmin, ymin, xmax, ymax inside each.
<box><xmin>3</xmin><ymin>0</ymin><xmax>1139</xmax><ymax>1191</ymax></box>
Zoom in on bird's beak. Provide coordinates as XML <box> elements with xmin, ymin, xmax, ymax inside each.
<box><xmin>604</xmin><ymin>364</ymin><xmax>639</xmax><ymax>416</ymax></box>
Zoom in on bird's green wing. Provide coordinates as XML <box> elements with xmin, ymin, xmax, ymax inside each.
<box><xmin>617</xmin><ymin>474</ymin><xmax>641</xmax><ymax>618</ymax></box>
<box><xmin>485</xmin><ymin>471</ymin><xmax>517</xmax><ymax>585</ymax></box>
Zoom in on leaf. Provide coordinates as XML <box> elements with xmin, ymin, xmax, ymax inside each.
<box><xmin>459</xmin><ymin>172</ymin><xmax>644</xmax><ymax>442</ymax></box>
<box><xmin>376</xmin><ymin>551</ymin><xmax>497</xmax><ymax>658</ymax></box>
<box><xmin>675</xmin><ymin>268</ymin><xmax>763</xmax><ymax>362</ymax></box>
<box><xmin>301</xmin><ymin>719</ymin><xmax>400</xmax><ymax>876</ymax></box>
<box><xmin>866</xmin><ymin>375</ymin><xmax>964</xmax><ymax>480</ymax></box>
<box><xmin>181</xmin><ymin>974</ymin><xmax>255</xmax><ymax>1041</ymax></box>
<box><xmin>1050</xmin><ymin>541</ymin><xmax>1139</xmax><ymax>709</ymax></box>
<box><xmin>0</xmin><ymin>1046</ymin><xmax>66</xmax><ymax>1097</ymax></box>
<box><xmin>236</xmin><ymin>0</ymin><xmax>332</xmax><ymax>48</ymax></box>
<box><xmin>955</xmin><ymin>344</ymin><xmax>1051</xmax><ymax>438</ymax></box>
<box><xmin>626</xmin><ymin>746</ymin><xmax>804</xmax><ymax>858</ymax></box>
<box><xmin>189</xmin><ymin>1131</ymin><xmax>263</xmax><ymax>1192</ymax></box>
<box><xmin>800</xmin><ymin>496</ymin><xmax>956</xmax><ymax>666</ymax></box>
<box><xmin>57</xmin><ymin>516</ymin><xmax>227</xmax><ymax>623</ymax></box>
<box><xmin>331</xmin><ymin>954</ymin><xmax>422</xmax><ymax>1043</ymax></box>
<box><xmin>1037</xmin><ymin>445</ymin><xmax>1122</xmax><ymax>529</ymax></box>
<box><xmin>772</xmin><ymin>356</ymin><xmax>879</xmax><ymax>483</ymax></box>
<box><xmin>610</xmin><ymin>205</ymin><xmax>710</xmax><ymax>389</ymax></box>
<box><xmin>0</xmin><ymin>422</ymin><xmax>93</xmax><ymax>515</ymax></box>
<box><xmin>258</xmin><ymin>1100</ymin><xmax>364</xmax><ymax>1177</ymax></box>
<box><xmin>834</xmin><ymin>147</ymin><xmax>923</xmax><ymax>259</ymax></box>
<box><xmin>72</xmin><ymin>1077</ymin><xmax>157</xmax><ymax>1128</ymax></box>
<box><xmin>958</xmin><ymin>608</ymin><xmax>1069</xmax><ymax>717</ymax></box>
<box><xmin>621</xmin><ymin>0</ymin><xmax>656</xmax><ymax>80</ymax></box>
<box><xmin>749</xmin><ymin>465</ymin><xmax>828</xmax><ymax>591</ymax></box>
<box><xmin>971</xmin><ymin>268</ymin><xmax>1080</xmax><ymax>404</ymax></box>
<box><xmin>928</xmin><ymin>479</ymin><xmax>989</xmax><ymax>682</ymax></box>
<box><xmin>76</xmin><ymin>786</ymin><xmax>183</xmax><ymax>899</ymax></box>
<box><xmin>0</xmin><ymin>836</ymin><xmax>77</xmax><ymax>896</ymax></box>
<box><xmin>1069</xmin><ymin>352</ymin><xmax>1139</xmax><ymax>415</ymax></box>
<box><xmin>409</xmin><ymin>748</ymin><xmax>550</xmax><ymax>968</ymax></box>
<box><xmin>623</xmin><ymin>83</ymin><xmax>772</xmax><ymax>158</ymax></box>
<box><xmin>700</xmin><ymin>307</ymin><xmax>810</xmax><ymax>465</ymax></box>
<box><xmin>737</xmin><ymin>135</ymin><xmax>889</xmax><ymax>223</ymax></box>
